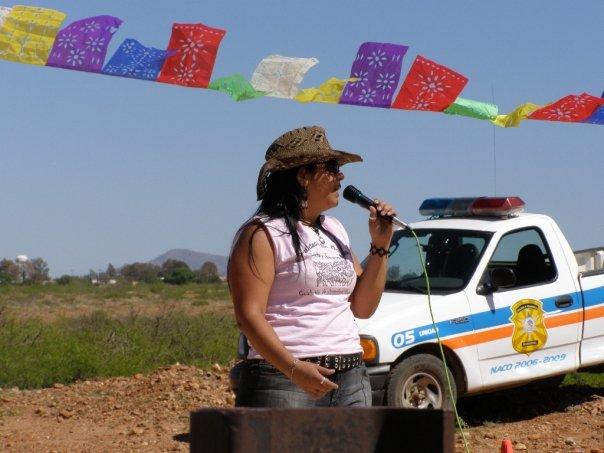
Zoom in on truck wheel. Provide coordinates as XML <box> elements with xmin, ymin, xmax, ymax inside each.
<box><xmin>386</xmin><ymin>354</ymin><xmax>457</xmax><ymax>410</ymax></box>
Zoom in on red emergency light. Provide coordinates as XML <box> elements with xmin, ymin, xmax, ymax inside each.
<box><xmin>470</xmin><ymin>197</ymin><xmax>525</xmax><ymax>216</ymax></box>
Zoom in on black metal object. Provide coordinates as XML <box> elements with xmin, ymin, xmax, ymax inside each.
<box><xmin>190</xmin><ymin>407</ymin><xmax>454</xmax><ymax>453</ymax></box>
<box><xmin>555</xmin><ymin>295</ymin><xmax>573</xmax><ymax>308</ymax></box>
<box><xmin>368</xmin><ymin>373</ymin><xmax>387</xmax><ymax>406</ymax></box>
<box><xmin>368</xmin><ymin>373</ymin><xmax>387</xmax><ymax>391</ymax></box>
<box><xmin>371</xmin><ymin>389</ymin><xmax>385</xmax><ymax>407</ymax></box>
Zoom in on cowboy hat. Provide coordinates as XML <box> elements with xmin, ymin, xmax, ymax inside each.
<box><xmin>256</xmin><ymin>126</ymin><xmax>362</xmax><ymax>199</ymax></box>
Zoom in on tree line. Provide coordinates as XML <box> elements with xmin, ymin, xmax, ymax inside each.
<box><xmin>0</xmin><ymin>258</ymin><xmax>221</xmax><ymax>285</ymax></box>
<box><xmin>120</xmin><ymin>259</ymin><xmax>221</xmax><ymax>284</ymax></box>
<box><xmin>0</xmin><ymin>258</ymin><xmax>50</xmax><ymax>284</ymax></box>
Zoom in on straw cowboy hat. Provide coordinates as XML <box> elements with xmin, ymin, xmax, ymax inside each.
<box><xmin>256</xmin><ymin>126</ymin><xmax>363</xmax><ymax>199</ymax></box>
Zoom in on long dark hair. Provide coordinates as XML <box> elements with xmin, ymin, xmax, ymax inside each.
<box><xmin>228</xmin><ymin>164</ymin><xmax>347</xmax><ymax>284</ymax></box>
<box><xmin>228</xmin><ymin>165</ymin><xmax>314</xmax><ymax>285</ymax></box>
<box><xmin>254</xmin><ymin>165</ymin><xmax>315</xmax><ymax>261</ymax></box>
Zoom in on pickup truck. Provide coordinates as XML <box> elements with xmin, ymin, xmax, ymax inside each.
<box><xmin>360</xmin><ymin>196</ymin><xmax>604</xmax><ymax>408</ymax></box>
<box><xmin>231</xmin><ymin>196</ymin><xmax>604</xmax><ymax>409</ymax></box>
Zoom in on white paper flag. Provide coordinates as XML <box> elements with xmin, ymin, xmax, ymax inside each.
<box><xmin>251</xmin><ymin>54</ymin><xmax>318</xmax><ymax>99</ymax></box>
<box><xmin>0</xmin><ymin>7</ymin><xmax>12</xmax><ymax>27</ymax></box>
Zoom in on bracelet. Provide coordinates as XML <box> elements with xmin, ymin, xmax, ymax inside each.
<box><xmin>369</xmin><ymin>243</ymin><xmax>389</xmax><ymax>257</ymax></box>
<box><xmin>289</xmin><ymin>359</ymin><xmax>299</xmax><ymax>381</ymax></box>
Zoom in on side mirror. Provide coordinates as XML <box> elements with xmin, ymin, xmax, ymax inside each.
<box><xmin>477</xmin><ymin>268</ymin><xmax>516</xmax><ymax>295</ymax></box>
<box><xmin>477</xmin><ymin>281</ymin><xmax>496</xmax><ymax>295</ymax></box>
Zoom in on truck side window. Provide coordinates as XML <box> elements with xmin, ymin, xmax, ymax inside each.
<box><xmin>383</xmin><ymin>229</ymin><xmax>491</xmax><ymax>294</ymax></box>
<box><xmin>487</xmin><ymin>228</ymin><xmax>557</xmax><ymax>288</ymax></box>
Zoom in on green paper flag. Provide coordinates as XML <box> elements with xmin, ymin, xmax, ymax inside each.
<box><xmin>208</xmin><ymin>73</ymin><xmax>266</xmax><ymax>101</ymax></box>
<box><xmin>444</xmin><ymin>97</ymin><xmax>498</xmax><ymax>120</ymax></box>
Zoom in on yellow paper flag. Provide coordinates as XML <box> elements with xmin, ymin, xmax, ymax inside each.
<box><xmin>491</xmin><ymin>103</ymin><xmax>543</xmax><ymax>128</ymax></box>
<box><xmin>295</xmin><ymin>77</ymin><xmax>356</xmax><ymax>104</ymax></box>
<box><xmin>0</xmin><ymin>6</ymin><xmax>66</xmax><ymax>65</ymax></box>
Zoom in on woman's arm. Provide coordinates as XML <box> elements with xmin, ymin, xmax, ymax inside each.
<box><xmin>349</xmin><ymin>201</ymin><xmax>396</xmax><ymax>319</ymax></box>
<box><xmin>229</xmin><ymin>223</ymin><xmax>338</xmax><ymax>398</ymax></box>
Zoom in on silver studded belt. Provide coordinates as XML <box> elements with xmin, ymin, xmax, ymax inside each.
<box><xmin>301</xmin><ymin>352</ymin><xmax>363</xmax><ymax>372</ymax></box>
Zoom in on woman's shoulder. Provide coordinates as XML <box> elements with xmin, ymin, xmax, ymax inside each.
<box><xmin>231</xmin><ymin>218</ymin><xmax>275</xmax><ymax>258</ymax></box>
<box><xmin>249</xmin><ymin>215</ymin><xmax>290</xmax><ymax>236</ymax></box>
<box><xmin>235</xmin><ymin>216</ymin><xmax>290</xmax><ymax>250</ymax></box>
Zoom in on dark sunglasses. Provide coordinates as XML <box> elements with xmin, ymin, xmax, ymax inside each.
<box><xmin>320</xmin><ymin>161</ymin><xmax>341</xmax><ymax>175</ymax></box>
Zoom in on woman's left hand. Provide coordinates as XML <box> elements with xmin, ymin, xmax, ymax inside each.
<box><xmin>368</xmin><ymin>199</ymin><xmax>397</xmax><ymax>249</ymax></box>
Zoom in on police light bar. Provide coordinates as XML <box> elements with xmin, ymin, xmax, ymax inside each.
<box><xmin>419</xmin><ymin>197</ymin><xmax>525</xmax><ymax>217</ymax></box>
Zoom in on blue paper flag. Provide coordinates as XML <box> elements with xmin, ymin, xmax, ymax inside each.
<box><xmin>584</xmin><ymin>91</ymin><xmax>604</xmax><ymax>125</ymax></box>
<box><xmin>102</xmin><ymin>39</ymin><xmax>172</xmax><ymax>81</ymax></box>
<box><xmin>584</xmin><ymin>106</ymin><xmax>604</xmax><ymax>124</ymax></box>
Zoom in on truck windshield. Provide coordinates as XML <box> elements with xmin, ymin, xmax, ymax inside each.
<box><xmin>384</xmin><ymin>228</ymin><xmax>492</xmax><ymax>294</ymax></box>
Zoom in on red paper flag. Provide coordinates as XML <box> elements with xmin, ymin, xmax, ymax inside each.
<box><xmin>528</xmin><ymin>93</ymin><xmax>604</xmax><ymax>122</ymax></box>
<box><xmin>157</xmin><ymin>23</ymin><xmax>226</xmax><ymax>88</ymax></box>
<box><xmin>391</xmin><ymin>55</ymin><xmax>468</xmax><ymax>111</ymax></box>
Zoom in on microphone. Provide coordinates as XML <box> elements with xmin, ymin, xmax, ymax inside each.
<box><xmin>343</xmin><ymin>185</ymin><xmax>410</xmax><ymax>230</ymax></box>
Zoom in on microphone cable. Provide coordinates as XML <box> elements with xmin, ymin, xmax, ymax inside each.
<box><xmin>410</xmin><ymin>229</ymin><xmax>470</xmax><ymax>453</ymax></box>
<box><xmin>344</xmin><ymin>184</ymin><xmax>468</xmax><ymax>450</ymax></box>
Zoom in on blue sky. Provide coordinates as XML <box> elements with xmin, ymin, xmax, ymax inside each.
<box><xmin>1</xmin><ymin>1</ymin><xmax>603</xmax><ymax>276</ymax></box>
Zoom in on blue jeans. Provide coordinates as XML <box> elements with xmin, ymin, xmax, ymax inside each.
<box><xmin>235</xmin><ymin>360</ymin><xmax>372</xmax><ymax>407</ymax></box>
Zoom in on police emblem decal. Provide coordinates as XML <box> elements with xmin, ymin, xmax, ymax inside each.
<box><xmin>509</xmin><ymin>299</ymin><xmax>548</xmax><ymax>355</ymax></box>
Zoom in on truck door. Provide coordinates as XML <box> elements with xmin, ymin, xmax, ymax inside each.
<box><xmin>470</xmin><ymin>226</ymin><xmax>581</xmax><ymax>386</ymax></box>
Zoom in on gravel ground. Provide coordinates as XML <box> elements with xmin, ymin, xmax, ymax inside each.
<box><xmin>0</xmin><ymin>363</ymin><xmax>233</xmax><ymax>452</ymax></box>
<box><xmin>0</xmin><ymin>364</ymin><xmax>602</xmax><ymax>452</ymax></box>
<box><xmin>455</xmin><ymin>383</ymin><xmax>604</xmax><ymax>452</ymax></box>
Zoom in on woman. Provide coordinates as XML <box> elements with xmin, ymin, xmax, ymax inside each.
<box><xmin>228</xmin><ymin>126</ymin><xmax>396</xmax><ymax>407</ymax></box>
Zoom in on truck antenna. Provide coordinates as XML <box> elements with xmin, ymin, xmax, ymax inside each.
<box><xmin>491</xmin><ymin>84</ymin><xmax>497</xmax><ymax>196</ymax></box>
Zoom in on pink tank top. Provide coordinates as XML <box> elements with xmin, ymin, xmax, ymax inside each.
<box><xmin>244</xmin><ymin>215</ymin><xmax>362</xmax><ymax>359</ymax></box>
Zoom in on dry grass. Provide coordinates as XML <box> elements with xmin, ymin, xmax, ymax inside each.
<box><xmin>0</xmin><ymin>282</ymin><xmax>237</xmax><ymax>389</ymax></box>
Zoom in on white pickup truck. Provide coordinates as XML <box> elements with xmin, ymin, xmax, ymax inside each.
<box><xmin>360</xmin><ymin>196</ymin><xmax>604</xmax><ymax>408</ymax></box>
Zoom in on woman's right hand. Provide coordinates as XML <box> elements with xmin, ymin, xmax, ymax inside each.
<box><xmin>291</xmin><ymin>360</ymin><xmax>339</xmax><ymax>399</ymax></box>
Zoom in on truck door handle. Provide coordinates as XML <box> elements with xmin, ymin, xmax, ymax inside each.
<box><xmin>555</xmin><ymin>296</ymin><xmax>573</xmax><ymax>308</ymax></box>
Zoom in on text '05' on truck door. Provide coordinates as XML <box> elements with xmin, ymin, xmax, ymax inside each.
<box><xmin>471</xmin><ymin>219</ymin><xmax>581</xmax><ymax>386</ymax></box>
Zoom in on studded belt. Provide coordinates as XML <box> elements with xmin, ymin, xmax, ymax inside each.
<box><xmin>301</xmin><ymin>352</ymin><xmax>363</xmax><ymax>372</ymax></box>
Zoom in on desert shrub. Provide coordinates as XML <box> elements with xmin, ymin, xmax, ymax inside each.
<box><xmin>56</xmin><ymin>275</ymin><xmax>73</xmax><ymax>285</ymax></box>
<box><xmin>163</xmin><ymin>267</ymin><xmax>195</xmax><ymax>285</ymax></box>
<box><xmin>0</xmin><ymin>309</ymin><xmax>238</xmax><ymax>389</ymax></box>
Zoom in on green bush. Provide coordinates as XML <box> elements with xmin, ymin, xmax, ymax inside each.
<box><xmin>562</xmin><ymin>370</ymin><xmax>604</xmax><ymax>388</ymax></box>
<box><xmin>0</xmin><ymin>309</ymin><xmax>238</xmax><ymax>389</ymax></box>
<box><xmin>164</xmin><ymin>267</ymin><xmax>195</xmax><ymax>285</ymax></box>
<box><xmin>56</xmin><ymin>275</ymin><xmax>73</xmax><ymax>285</ymax></box>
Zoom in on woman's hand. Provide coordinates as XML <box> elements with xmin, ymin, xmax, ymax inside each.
<box><xmin>291</xmin><ymin>360</ymin><xmax>339</xmax><ymax>399</ymax></box>
<box><xmin>368</xmin><ymin>199</ymin><xmax>397</xmax><ymax>249</ymax></box>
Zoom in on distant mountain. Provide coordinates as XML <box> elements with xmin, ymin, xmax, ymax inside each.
<box><xmin>149</xmin><ymin>249</ymin><xmax>228</xmax><ymax>276</ymax></box>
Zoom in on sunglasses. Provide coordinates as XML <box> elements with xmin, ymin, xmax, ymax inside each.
<box><xmin>320</xmin><ymin>161</ymin><xmax>341</xmax><ymax>175</ymax></box>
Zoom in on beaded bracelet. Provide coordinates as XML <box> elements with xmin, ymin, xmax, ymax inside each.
<box><xmin>369</xmin><ymin>243</ymin><xmax>389</xmax><ymax>257</ymax></box>
<box><xmin>289</xmin><ymin>359</ymin><xmax>299</xmax><ymax>380</ymax></box>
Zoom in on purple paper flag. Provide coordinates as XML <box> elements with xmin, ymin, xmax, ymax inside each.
<box><xmin>339</xmin><ymin>42</ymin><xmax>409</xmax><ymax>108</ymax></box>
<box><xmin>47</xmin><ymin>15</ymin><xmax>122</xmax><ymax>73</ymax></box>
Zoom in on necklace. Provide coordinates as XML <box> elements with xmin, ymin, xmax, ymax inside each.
<box><xmin>300</xmin><ymin>219</ymin><xmax>325</xmax><ymax>245</ymax></box>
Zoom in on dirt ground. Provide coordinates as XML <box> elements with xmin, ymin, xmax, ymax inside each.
<box><xmin>455</xmin><ymin>380</ymin><xmax>603</xmax><ymax>452</ymax></box>
<box><xmin>0</xmin><ymin>364</ymin><xmax>602</xmax><ymax>453</ymax></box>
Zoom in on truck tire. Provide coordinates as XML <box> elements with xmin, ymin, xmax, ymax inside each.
<box><xmin>386</xmin><ymin>354</ymin><xmax>457</xmax><ymax>410</ymax></box>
